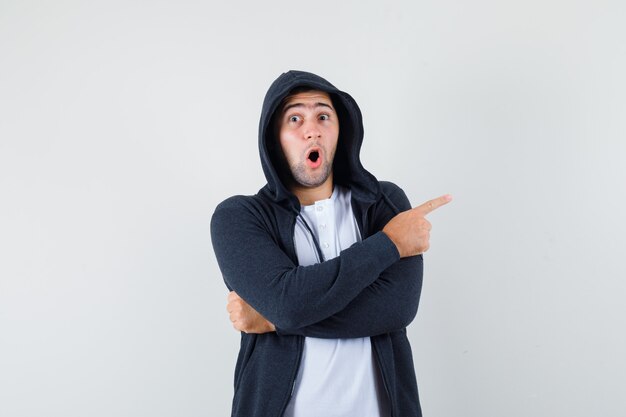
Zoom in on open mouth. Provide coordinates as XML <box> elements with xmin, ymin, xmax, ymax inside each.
<box><xmin>306</xmin><ymin>148</ymin><xmax>322</xmax><ymax>168</ymax></box>
<box><xmin>308</xmin><ymin>150</ymin><xmax>320</xmax><ymax>163</ymax></box>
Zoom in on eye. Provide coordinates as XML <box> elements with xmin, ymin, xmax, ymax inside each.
<box><xmin>289</xmin><ymin>115</ymin><xmax>301</xmax><ymax>123</ymax></box>
<box><xmin>319</xmin><ymin>114</ymin><xmax>330</xmax><ymax>121</ymax></box>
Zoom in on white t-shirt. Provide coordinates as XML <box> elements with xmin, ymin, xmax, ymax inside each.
<box><xmin>283</xmin><ymin>186</ymin><xmax>391</xmax><ymax>417</ymax></box>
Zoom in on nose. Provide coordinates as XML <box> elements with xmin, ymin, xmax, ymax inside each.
<box><xmin>303</xmin><ymin>120</ymin><xmax>321</xmax><ymax>140</ymax></box>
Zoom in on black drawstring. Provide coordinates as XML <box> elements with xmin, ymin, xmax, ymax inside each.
<box><xmin>292</xmin><ymin>190</ymin><xmax>397</xmax><ymax>263</ymax></box>
<box><xmin>293</xmin><ymin>209</ymin><xmax>325</xmax><ymax>262</ymax></box>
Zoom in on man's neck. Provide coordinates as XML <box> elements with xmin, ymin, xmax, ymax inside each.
<box><xmin>291</xmin><ymin>176</ymin><xmax>334</xmax><ymax>206</ymax></box>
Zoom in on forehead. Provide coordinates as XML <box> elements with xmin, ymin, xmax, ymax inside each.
<box><xmin>281</xmin><ymin>90</ymin><xmax>334</xmax><ymax>111</ymax></box>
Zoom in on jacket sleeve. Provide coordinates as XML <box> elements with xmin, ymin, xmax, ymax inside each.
<box><xmin>274</xmin><ymin>184</ymin><xmax>423</xmax><ymax>338</ymax></box>
<box><xmin>210</xmin><ymin>196</ymin><xmax>401</xmax><ymax>331</ymax></box>
<box><xmin>275</xmin><ymin>256</ymin><xmax>422</xmax><ymax>338</ymax></box>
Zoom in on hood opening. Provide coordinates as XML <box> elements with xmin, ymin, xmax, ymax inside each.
<box><xmin>258</xmin><ymin>70</ymin><xmax>380</xmax><ymax>207</ymax></box>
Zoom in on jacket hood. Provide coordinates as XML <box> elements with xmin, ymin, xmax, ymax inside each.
<box><xmin>258</xmin><ymin>70</ymin><xmax>380</xmax><ymax>210</ymax></box>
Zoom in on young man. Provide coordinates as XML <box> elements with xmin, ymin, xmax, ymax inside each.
<box><xmin>211</xmin><ymin>70</ymin><xmax>450</xmax><ymax>417</ymax></box>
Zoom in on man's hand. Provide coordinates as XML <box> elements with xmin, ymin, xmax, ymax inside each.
<box><xmin>382</xmin><ymin>194</ymin><xmax>452</xmax><ymax>258</ymax></box>
<box><xmin>227</xmin><ymin>291</ymin><xmax>276</xmax><ymax>334</ymax></box>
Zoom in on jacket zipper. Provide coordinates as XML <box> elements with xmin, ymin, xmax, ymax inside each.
<box><xmin>278</xmin><ymin>336</ymin><xmax>304</xmax><ymax>416</ymax></box>
<box><xmin>372</xmin><ymin>340</ymin><xmax>394</xmax><ymax>417</ymax></box>
<box><xmin>353</xmin><ymin>199</ymin><xmax>393</xmax><ymax>417</ymax></box>
<box><xmin>363</xmin><ymin>199</ymin><xmax>396</xmax><ymax>417</ymax></box>
<box><xmin>277</xmin><ymin>214</ymin><xmax>305</xmax><ymax>416</ymax></box>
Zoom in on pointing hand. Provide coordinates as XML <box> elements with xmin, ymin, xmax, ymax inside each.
<box><xmin>382</xmin><ymin>194</ymin><xmax>452</xmax><ymax>258</ymax></box>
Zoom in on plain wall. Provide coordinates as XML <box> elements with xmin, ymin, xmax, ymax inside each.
<box><xmin>1</xmin><ymin>1</ymin><xmax>625</xmax><ymax>416</ymax></box>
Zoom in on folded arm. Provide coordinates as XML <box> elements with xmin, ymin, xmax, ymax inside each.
<box><xmin>211</xmin><ymin>197</ymin><xmax>400</xmax><ymax>331</ymax></box>
<box><xmin>228</xmin><ymin>254</ymin><xmax>422</xmax><ymax>337</ymax></box>
<box><xmin>216</xmin><ymin>189</ymin><xmax>450</xmax><ymax>336</ymax></box>
<box><xmin>276</xmin><ymin>254</ymin><xmax>423</xmax><ymax>338</ymax></box>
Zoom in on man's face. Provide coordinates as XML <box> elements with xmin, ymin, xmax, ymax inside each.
<box><xmin>277</xmin><ymin>90</ymin><xmax>339</xmax><ymax>189</ymax></box>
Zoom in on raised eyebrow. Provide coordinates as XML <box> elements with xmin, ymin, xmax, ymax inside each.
<box><xmin>282</xmin><ymin>102</ymin><xmax>335</xmax><ymax>114</ymax></box>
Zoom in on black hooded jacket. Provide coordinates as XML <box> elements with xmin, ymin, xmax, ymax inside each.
<box><xmin>211</xmin><ymin>70</ymin><xmax>423</xmax><ymax>417</ymax></box>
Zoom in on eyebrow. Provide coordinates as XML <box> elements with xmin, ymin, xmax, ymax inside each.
<box><xmin>282</xmin><ymin>102</ymin><xmax>334</xmax><ymax>114</ymax></box>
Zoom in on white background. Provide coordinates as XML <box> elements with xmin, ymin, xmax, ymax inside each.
<box><xmin>1</xmin><ymin>1</ymin><xmax>625</xmax><ymax>416</ymax></box>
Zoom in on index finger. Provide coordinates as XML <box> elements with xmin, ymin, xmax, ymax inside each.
<box><xmin>227</xmin><ymin>291</ymin><xmax>241</xmax><ymax>302</ymax></box>
<box><xmin>414</xmin><ymin>194</ymin><xmax>452</xmax><ymax>215</ymax></box>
